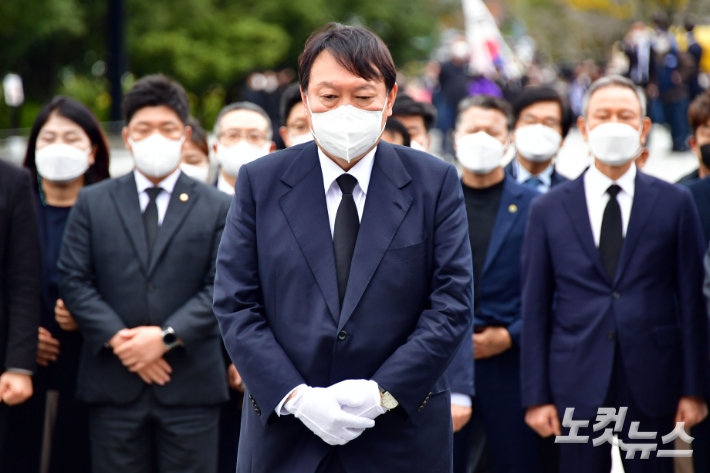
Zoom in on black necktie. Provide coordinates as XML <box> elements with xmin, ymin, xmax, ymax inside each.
<box><xmin>143</xmin><ymin>187</ymin><xmax>162</xmax><ymax>260</ymax></box>
<box><xmin>333</xmin><ymin>174</ymin><xmax>360</xmax><ymax>308</ymax></box>
<box><xmin>599</xmin><ymin>184</ymin><xmax>623</xmax><ymax>281</ymax></box>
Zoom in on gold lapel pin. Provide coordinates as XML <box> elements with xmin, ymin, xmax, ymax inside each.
<box><xmin>508</xmin><ymin>204</ymin><xmax>518</xmax><ymax>213</ymax></box>
<box><xmin>179</xmin><ymin>193</ymin><xmax>189</xmax><ymax>202</ymax></box>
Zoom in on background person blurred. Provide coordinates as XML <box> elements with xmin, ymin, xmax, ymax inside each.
<box><xmin>213</xmin><ymin>102</ymin><xmax>275</xmax><ymax>195</ymax></box>
<box><xmin>279</xmin><ymin>82</ymin><xmax>313</xmax><ymax>148</ymax></box>
<box><xmin>180</xmin><ymin>117</ymin><xmax>211</xmax><ymax>183</ymax></box>
<box><xmin>448</xmin><ymin>95</ymin><xmax>541</xmax><ymax>473</ymax></box>
<box><xmin>523</xmin><ymin>75</ymin><xmax>708</xmax><ymax>473</ymax></box>
<box><xmin>391</xmin><ymin>94</ymin><xmax>438</xmax><ymax>152</ymax></box>
<box><xmin>381</xmin><ymin>117</ymin><xmax>411</xmax><ymax>146</ymax></box>
<box><xmin>651</xmin><ymin>12</ymin><xmax>693</xmax><ymax>152</ymax></box>
<box><xmin>0</xmin><ymin>159</ymin><xmax>41</xmax><ymax>465</ymax></box>
<box><xmin>684</xmin><ymin>18</ymin><xmax>705</xmax><ymax>101</ymax></box>
<box><xmin>506</xmin><ymin>86</ymin><xmax>571</xmax><ymax>193</ymax></box>
<box><xmin>58</xmin><ymin>74</ymin><xmax>231</xmax><ymax>473</ymax></box>
<box><xmin>684</xmin><ymin>89</ymin><xmax>710</xmax><ymax>473</ymax></box>
<box><xmin>3</xmin><ymin>96</ymin><xmax>110</xmax><ymax>473</ymax></box>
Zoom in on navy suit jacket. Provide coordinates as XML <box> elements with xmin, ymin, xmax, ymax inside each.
<box><xmin>447</xmin><ymin>175</ymin><xmax>537</xmax><ymax>396</ymax></box>
<box><xmin>521</xmin><ymin>170</ymin><xmax>708</xmax><ymax>419</ymax></box>
<box><xmin>687</xmin><ymin>176</ymin><xmax>710</xmax><ymax>247</ymax></box>
<box><xmin>504</xmin><ymin>157</ymin><xmax>568</xmax><ymax>190</ymax></box>
<box><xmin>213</xmin><ymin>141</ymin><xmax>473</xmax><ymax>473</ymax></box>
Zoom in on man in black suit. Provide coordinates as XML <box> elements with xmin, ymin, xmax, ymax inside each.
<box><xmin>505</xmin><ymin>86</ymin><xmax>571</xmax><ymax>193</ymax></box>
<box><xmin>59</xmin><ymin>75</ymin><xmax>230</xmax><ymax>473</ymax></box>
<box><xmin>0</xmin><ymin>159</ymin><xmax>41</xmax><ymax>453</ymax></box>
<box><xmin>685</xmin><ymin>92</ymin><xmax>710</xmax><ymax>243</ymax></box>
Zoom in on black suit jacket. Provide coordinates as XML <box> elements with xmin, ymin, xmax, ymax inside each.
<box><xmin>504</xmin><ymin>157</ymin><xmax>568</xmax><ymax>189</ymax></box>
<box><xmin>0</xmin><ymin>160</ymin><xmax>40</xmax><ymax>374</ymax></box>
<box><xmin>58</xmin><ymin>172</ymin><xmax>230</xmax><ymax>405</ymax></box>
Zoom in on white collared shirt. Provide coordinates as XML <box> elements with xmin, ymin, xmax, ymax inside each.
<box><xmin>217</xmin><ymin>173</ymin><xmax>235</xmax><ymax>196</ymax></box>
<box><xmin>514</xmin><ymin>158</ymin><xmax>554</xmax><ymax>194</ymax></box>
<box><xmin>134</xmin><ymin>168</ymin><xmax>181</xmax><ymax>225</ymax></box>
<box><xmin>584</xmin><ymin>162</ymin><xmax>636</xmax><ymax>247</ymax></box>
<box><xmin>318</xmin><ymin>146</ymin><xmax>377</xmax><ymax>238</ymax></box>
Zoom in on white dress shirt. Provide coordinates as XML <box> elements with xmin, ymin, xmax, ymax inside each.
<box><xmin>319</xmin><ymin>146</ymin><xmax>376</xmax><ymax>237</ymax></box>
<box><xmin>134</xmin><ymin>168</ymin><xmax>182</xmax><ymax>225</ymax></box>
<box><xmin>584</xmin><ymin>162</ymin><xmax>636</xmax><ymax>247</ymax></box>
<box><xmin>514</xmin><ymin>158</ymin><xmax>554</xmax><ymax>194</ymax></box>
<box><xmin>217</xmin><ymin>173</ymin><xmax>235</xmax><ymax>196</ymax></box>
<box><xmin>275</xmin><ymin>146</ymin><xmax>378</xmax><ymax>417</ymax></box>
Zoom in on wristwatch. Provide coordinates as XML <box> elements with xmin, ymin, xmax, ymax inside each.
<box><xmin>161</xmin><ymin>327</ymin><xmax>180</xmax><ymax>350</ymax></box>
<box><xmin>378</xmin><ymin>384</ymin><xmax>399</xmax><ymax>411</ymax></box>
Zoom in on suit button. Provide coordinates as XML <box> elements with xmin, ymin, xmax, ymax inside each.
<box><xmin>612</xmin><ymin>292</ymin><xmax>620</xmax><ymax>300</ymax></box>
<box><xmin>338</xmin><ymin>331</ymin><xmax>347</xmax><ymax>341</ymax></box>
<box><xmin>607</xmin><ymin>331</ymin><xmax>616</xmax><ymax>341</ymax></box>
<box><xmin>146</xmin><ymin>283</ymin><xmax>156</xmax><ymax>293</ymax></box>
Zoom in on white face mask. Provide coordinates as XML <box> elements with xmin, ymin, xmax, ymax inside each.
<box><xmin>514</xmin><ymin>124</ymin><xmax>562</xmax><ymax>163</ymax></box>
<box><xmin>410</xmin><ymin>138</ymin><xmax>428</xmax><ymax>152</ymax></box>
<box><xmin>288</xmin><ymin>132</ymin><xmax>314</xmax><ymax>147</ymax></box>
<box><xmin>306</xmin><ymin>96</ymin><xmax>387</xmax><ymax>162</ymax></box>
<box><xmin>217</xmin><ymin>141</ymin><xmax>270</xmax><ymax>177</ymax></box>
<box><xmin>456</xmin><ymin>131</ymin><xmax>507</xmax><ymax>175</ymax></box>
<box><xmin>35</xmin><ymin>144</ymin><xmax>91</xmax><ymax>183</ymax></box>
<box><xmin>129</xmin><ymin>133</ymin><xmax>184</xmax><ymax>178</ymax></box>
<box><xmin>179</xmin><ymin>163</ymin><xmax>209</xmax><ymax>183</ymax></box>
<box><xmin>587</xmin><ymin>122</ymin><xmax>642</xmax><ymax>166</ymax></box>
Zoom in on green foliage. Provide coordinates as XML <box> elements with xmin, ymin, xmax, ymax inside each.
<box><xmin>2</xmin><ymin>0</ymin><xmax>444</xmax><ymax>129</ymax></box>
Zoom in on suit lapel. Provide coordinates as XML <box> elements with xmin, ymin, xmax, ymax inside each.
<box><xmin>481</xmin><ymin>176</ymin><xmax>520</xmax><ymax>277</ymax></box>
<box><xmin>561</xmin><ymin>174</ymin><xmax>610</xmax><ymax>283</ymax></box>
<box><xmin>338</xmin><ymin>143</ymin><xmax>413</xmax><ymax>331</ymax></box>
<box><xmin>613</xmin><ymin>172</ymin><xmax>659</xmax><ymax>284</ymax></box>
<box><xmin>111</xmin><ymin>174</ymin><xmax>149</xmax><ymax>273</ymax></box>
<box><xmin>147</xmin><ymin>173</ymin><xmax>198</xmax><ymax>276</ymax></box>
<box><xmin>279</xmin><ymin>143</ymin><xmax>341</xmax><ymax>323</ymax></box>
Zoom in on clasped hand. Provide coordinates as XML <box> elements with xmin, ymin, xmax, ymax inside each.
<box><xmin>109</xmin><ymin>327</ymin><xmax>172</xmax><ymax>386</ymax></box>
<box><xmin>286</xmin><ymin>379</ymin><xmax>385</xmax><ymax>445</ymax></box>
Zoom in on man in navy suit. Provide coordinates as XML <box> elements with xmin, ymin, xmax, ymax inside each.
<box><xmin>522</xmin><ymin>75</ymin><xmax>709</xmax><ymax>473</ymax></box>
<box><xmin>213</xmin><ymin>24</ymin><xmax>473</xmax><ymax>473</ymax></box>
<box><xmin>505</xmin><ymin>86</ymin><xmax>571</xmax><ymax>193</ymax></box>
<box><xmin>448</xmin><ymin>95</ymin><xmax>541</xmax><ymax>473</ymax></box>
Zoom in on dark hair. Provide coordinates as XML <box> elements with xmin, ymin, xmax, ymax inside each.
<box><xmin>384</xmin><ymin>118</ymin><xmax>411</xmax><ymax>147</ymax></box>
<box><xmin>122</xmin><ymin>74</ymin><xmax>189</xmax><ymax>125</ymax></box>
<box><xmin>512</xmin><ymin>86</ymin><xmax>572</xmax><ymax>138</ymax></box>
<box><xmin>689</xmin><ymin>90</ymin><xmax>710</xmax><ymax>135</ymax></box>
<box><xmin>457</xmin><ymin>95</ymin><xmax>514</xmax><ymax>131</ymax></box>
<box><xmin>280</xmin><ymin>82</ymin><xmax>304</xmax><ymax>126</ymax></box>
<box><xmin>299</xmin><ymin>23</ymin><xmax>397</xmax><ymax>93</ymax></box>
<box><xmin>24</xmin><ymin>96</ymin><xmax>111</xmax><ymax>193</ymax></box>
<box><xmin>392</xmin><ymin>94</ymin><xmax>438</xmax><ymax>131</ymax></box>
<box><xmin>187</xmin><ymin>117</ymin><xmax>209</xmax><ymax>156</ymax></box>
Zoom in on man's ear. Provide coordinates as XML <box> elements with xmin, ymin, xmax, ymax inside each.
<box><xmin>212</xmin><ymin>142</ymin><xmax>218</xmax><ymax>155</ymax></box>
<box><xmin>122</xmin><ymin>127</ymin><xmax>131</xmax><ymax>152</ymax></box>
<box><xmin>184</xmin><ymin>125</ymin><xmax>192</xmax><ymax>146</ymax></box>
<box><xmin>578</xmin><ymin>116</ymin><xmax>588</xmax><ymax>141</ymax></box>
<box><xmin>279</xmin><ymin>126</ymin><xmax>290</xmax><ymax>148</ymax></box>
<box><xmin>269</xmin><ymin>141</ymin><xmax>277</xmax><ymax>153</ymax></box>
<box><xmin>639</xmin><ymin>116</ymin><xmax>652</xmax><ymax>146</ymax></box>
<box><xmin>690</xmin><ymin>135</ymin><xmax>698</xmax><ymax>155</ymax></box>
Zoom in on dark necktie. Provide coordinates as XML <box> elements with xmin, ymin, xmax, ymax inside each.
<box><xmin>599</xmin><ymin>184</ymin><xmax>623</xmax><ymax>282</ymax></box>
<box><xmin>333</xmin><ymin>174</ymin><xmax>360</xmax><ymax>308</ymax></box>
<box><xmin>524</xmin><ymin>177</ymin><xmax>543</xmax><ymax>189</ymax></box>
<box><xmin>143</xmin><ymin>187</ymin><xmax>162</xmax><ymax>260</ymax></box>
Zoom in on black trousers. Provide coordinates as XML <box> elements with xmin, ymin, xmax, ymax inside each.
<box><xmin>315</xmin><ymin>449</ymin><xmax>346</xmax><ymax>473</ymax></box>
<box><xmin>89</xmin><ymin>389</ymin><xmax>220</xmax><ymax>473</ymax></box>
<box><xmin>558</xmin><ymin>348</ymin><xmax>675</xmax><ymax>473</ymax></box>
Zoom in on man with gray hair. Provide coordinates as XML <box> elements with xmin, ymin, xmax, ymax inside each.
<box><xmin>521</xmin><ymin>75</ymin><xmax>709</xmax><ymax>473</ymax></box>
<box><xmin>213</xmin><ymin>102</ymin><xmax>275</xmax><ymax>195</ymax></box>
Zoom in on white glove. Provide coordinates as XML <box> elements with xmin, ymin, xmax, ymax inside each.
<box><xmin>285</xmin><ymin>385</ymin><xmax>376</xmax><ymax>445</ymax></box>
<box><xmin>327</xmin><ymin>379</ymin><xmax>387</xmax><ymax>420</ymax></box>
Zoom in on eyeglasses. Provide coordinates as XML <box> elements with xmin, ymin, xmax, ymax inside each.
<box><xmin>217</xmin><ymin>129</ymin><xmax>268</xmax><ymax>147</ymax></box>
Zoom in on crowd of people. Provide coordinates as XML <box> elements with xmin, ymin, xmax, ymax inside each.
<box><xmin>2</xmin><ymin>20</ymin><xmax>710</xmax><ymax>473</ymax></box>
